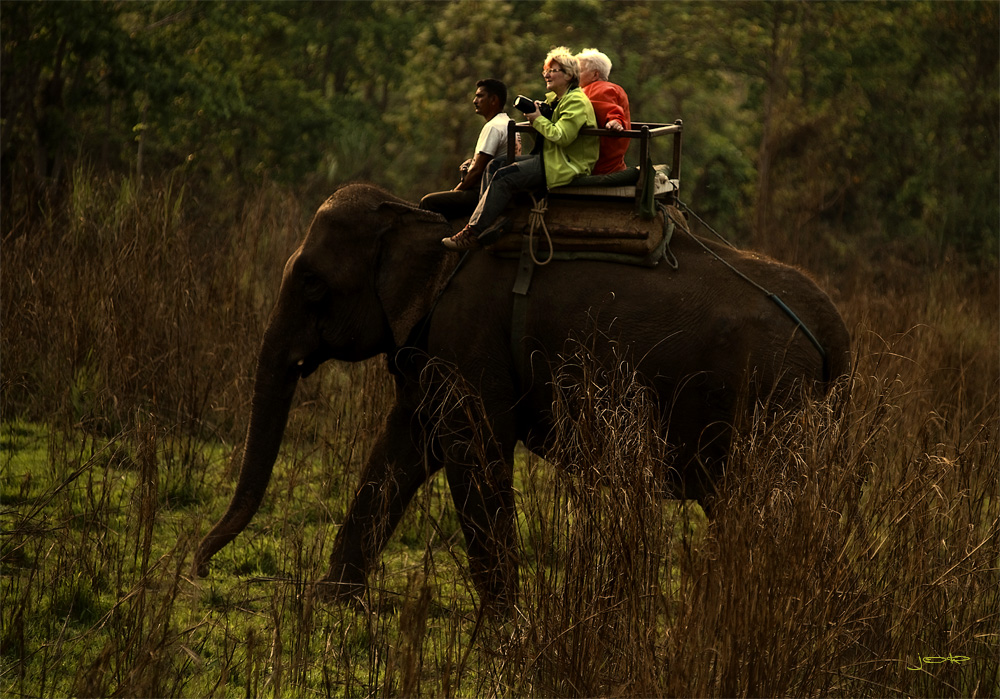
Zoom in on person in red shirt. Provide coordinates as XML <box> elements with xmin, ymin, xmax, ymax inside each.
<box><xmin>576</xmin><ymin>48</ymin><xmax>631</xmax><ymax>175</ymax></box>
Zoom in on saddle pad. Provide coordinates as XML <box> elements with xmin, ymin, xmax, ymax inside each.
<box><xmin>487</xmin><ymin>199</ymin><xmax>668</xmax><ymax>255</ymax></box>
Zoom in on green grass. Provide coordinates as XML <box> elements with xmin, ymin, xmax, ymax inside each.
<box><xmin>4</xmin><ymin>372</ymin><xmax>996</xmax><ymax>697</ymax></box>
<box><xmin>1</xmin><ymin>407</ymin><xmax>500</xmax><ymax>696</ymax></box>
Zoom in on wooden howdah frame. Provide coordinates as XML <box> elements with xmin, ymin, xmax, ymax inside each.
<box><xmin>505</xmin><ymin>119</ymin><xmax>684</xmax><ymax>207</ymax></box>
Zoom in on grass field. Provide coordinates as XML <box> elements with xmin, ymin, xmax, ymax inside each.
<box><xmin>2</xmin><ymin>173</ymin><xmax>998</xmax><ymax>696</ymax></box>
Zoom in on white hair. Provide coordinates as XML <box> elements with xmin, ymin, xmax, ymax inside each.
<box><xmin>576</xmin><ymin>48</ymin><xmax>613</xmax><ymax>81</ymax></box>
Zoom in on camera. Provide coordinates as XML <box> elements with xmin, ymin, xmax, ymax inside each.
<box><xmin>514</xmin><ymin>95</ymin><xmax>553</xmax><ymax>119</ymax></box>
<box><xmin>513</xmin><ymin>95</ymin><xmax>534</xmax><ymax>113</ymax></box>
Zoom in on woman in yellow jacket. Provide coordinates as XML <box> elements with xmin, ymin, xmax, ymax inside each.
<box><xmin>442</xmin><ymin>47</ymin><xmax>599</xmax><ymax>250</ymax></box>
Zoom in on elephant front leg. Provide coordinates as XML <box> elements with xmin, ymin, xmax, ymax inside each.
<box><xmin>320</xmin><ymin>401</ymin><xmax>441</xmax><ymax>599</ymax></box>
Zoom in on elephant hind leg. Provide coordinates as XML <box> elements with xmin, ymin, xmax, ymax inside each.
<box><xmin>445</xmin><ymin>456</ymin><xmax>518</xmax><ymax>615</ymax></box>
<box><xmin>427</xmin><ymin>361</ymin><xmax>521</xmax><ymax>614</ymax></box>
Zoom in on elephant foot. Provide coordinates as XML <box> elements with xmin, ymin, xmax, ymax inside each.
<box><xmin>316</xmin><ymin>561</ymin><xmax>368</xmax><ymax>604</ymax></box>
<box><xmin>315</xmin><ymin>577</ymin><xmax>364</xmax><ymax>598</ymax></box>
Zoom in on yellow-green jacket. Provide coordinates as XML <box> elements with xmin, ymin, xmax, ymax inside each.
<box><xmin>533</xmin><ymin>87</ymin><xmax>599</xmax><ymax>189</ymax></box>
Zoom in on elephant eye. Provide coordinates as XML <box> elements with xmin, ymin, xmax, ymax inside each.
<box><xmin>300</xmin><ymin>272</ymin><xmax>327</xmax><ymax>304</ymax></box>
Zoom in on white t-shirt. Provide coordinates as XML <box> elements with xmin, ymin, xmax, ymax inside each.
<box><xmin>475</xmin><ymin>112</ymin><xmax>517</xmax><ymax>157</ymax></box>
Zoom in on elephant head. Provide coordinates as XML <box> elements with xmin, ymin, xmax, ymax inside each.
<box><xmin>193</xmin><ymin>185</ymin><xmax>454</xmax><ymax>577</ymax></box>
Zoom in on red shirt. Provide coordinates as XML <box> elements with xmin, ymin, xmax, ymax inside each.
<box><xmin>582</xmin><ymin>80</ymin><xmax>631</xmax><ymax>174</ymax></box>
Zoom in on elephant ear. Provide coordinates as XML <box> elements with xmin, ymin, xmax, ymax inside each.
<box><xmin>374</xmin><ymin>202</ymin><xmax>456</xmax><ymax>348</ymax></box>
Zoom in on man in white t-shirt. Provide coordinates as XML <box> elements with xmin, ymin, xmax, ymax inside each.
<box><xmin>420</xmin><ymin>79</ymin><xmax>519</xmax><ymax>219</ymax></box>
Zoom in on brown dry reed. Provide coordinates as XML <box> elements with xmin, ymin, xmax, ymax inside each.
<box><xmin>1</xmin><ymin>170</ymin><xmax>997</xmax><ymax>697</ymax></box>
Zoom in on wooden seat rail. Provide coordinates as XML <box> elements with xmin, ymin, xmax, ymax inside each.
<box><xmin>505</xmin><ymin>119</ymin><xmax>683</xmax><ymax>207</ymax></box>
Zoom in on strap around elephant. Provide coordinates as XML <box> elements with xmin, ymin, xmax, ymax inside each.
<box><xmin>510</xmin><ymin>235</ymin><xmax>536</xmax><ymax>390</ymax></box>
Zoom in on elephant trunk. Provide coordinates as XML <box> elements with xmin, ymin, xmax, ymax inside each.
<box><xmin>193</xmin><ymin>328</ymin><xmax>300</xmax><ymax>577</ymax></box>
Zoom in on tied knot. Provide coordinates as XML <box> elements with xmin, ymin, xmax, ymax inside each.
<box><xmin>527</xmin><ymin>193</ymin><xmax>554</xmax><ymax>265</ymax></box>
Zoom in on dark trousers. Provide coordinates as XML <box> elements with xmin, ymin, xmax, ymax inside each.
<box><xmin>419</xmin><ymin>188</ymin><xmax>479</xmax><ymax>220</ymax></box>
<box><xmin>479</xmin><ymin>154</ymin><xmax>508</xmax><ymax>196</ymax></box>
<box><xmin>469</xmin><ymin>154</ymin><xmax>544</xmax><ymax>232</ymax></box>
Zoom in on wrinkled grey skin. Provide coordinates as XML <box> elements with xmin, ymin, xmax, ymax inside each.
<box><xmin>193</xmin><ymin>183</ymin><xmax>850</xmax><ymax>611</ymax></box>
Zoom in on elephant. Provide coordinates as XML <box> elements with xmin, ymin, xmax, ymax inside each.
<box><xmin>193</xmin><ymin>183</ymin><xmax>850</xmax><ymax>611</ymax></box>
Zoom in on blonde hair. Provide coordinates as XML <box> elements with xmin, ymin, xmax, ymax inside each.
<box><xmin>544</xmin><ymin>45</ymin><xmax>581</xmax><ymax>86</ymax></box>
<box><xmin>576</xmin><ymin>48</ymin><xmax>612</xmax><ymax>81</ymax></box>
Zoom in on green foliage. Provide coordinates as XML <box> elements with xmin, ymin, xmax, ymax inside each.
<box><xmin>3</xmin><ymin>1</ymin><xmax>995</xmax><ymax>262</ymax></box>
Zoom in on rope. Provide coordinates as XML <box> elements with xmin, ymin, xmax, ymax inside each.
<box><xmin>675</xmin><ymin>197</ymin><xmax>830</xmax><ymax>379</ymax></box>
<box><xmin>527</xmin><ymin>192</ymin><xmax>554</xmax><ymax>266</ymax></box>
<box><xmin>677</xmin><ymin>198</ymin><xmax>737</xmax><ymax>249</ymax></box>
<box><xmin>658</xmin><ymin>202</ymin><xmax>679</xmax><ymax>269</ymax></box>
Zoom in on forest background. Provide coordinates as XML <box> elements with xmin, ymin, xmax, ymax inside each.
<box><xmin>4</xmin><ymin>0</ymin><xmax>997</xmax><ymax>261</ymax></box>
<box><xmin>2</xmin><ymin>1</ymin><xmax>998</xmax><ymax>697</ymax></box>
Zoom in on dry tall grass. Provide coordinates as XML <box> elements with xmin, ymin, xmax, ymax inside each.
<box><xmin>2</xmin><ymin>172</ymin><xmax>997</xmax><ymax>696</ymax></box>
